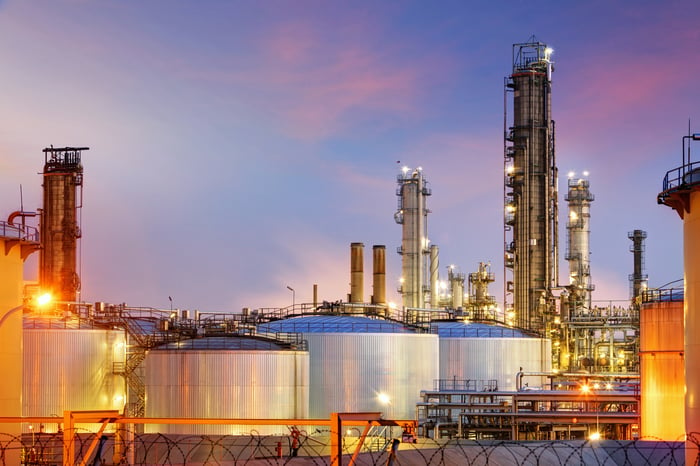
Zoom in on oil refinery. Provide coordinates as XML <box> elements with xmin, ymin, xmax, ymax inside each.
<box><xmin>0</xmin><ymin>37</ymin><xmax>695</xmax><ymax>464</ymax></box>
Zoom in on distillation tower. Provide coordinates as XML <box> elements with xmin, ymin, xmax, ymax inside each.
<box><xmin>504</xmin><ymin>39</ymin><xmax>558</xmax><ymax>334</ymax></box>
<box><xmin>40</xmin><ymin>147</ymin><xmax>88</xmax><ymax>302</ymax></box>
<box><xmin>565</xmin><ymin>174</ymin><xmax>595</xmax><ymax>310</ymax></box>
<box><xmin>628</xmin><ymin>229</ymin><xmax>648</xmax><ymax>305</ymax></box>
<box><xmin>395</xmin><ymin>167</ymin><xmax>431</xmax><ymax>308</ymax></box>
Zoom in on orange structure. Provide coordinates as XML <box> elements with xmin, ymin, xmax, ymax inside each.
<box><xmin>639</xmin><ymin>289</ymin><xmax>684</xmax><ymax>440</ymax></box>
<box><xmin>658</xmin><ymin>132</ymin><xmax>700</xmax><ymax>463</ymax></box>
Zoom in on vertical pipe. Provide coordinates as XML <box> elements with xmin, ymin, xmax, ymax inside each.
<box><xmin>350</xmin><ymin>243</ymin><xmax>364</xmax><ymax>303</ymax></box>
<box><xmin>430</xmin><ymin>245</ymin><xmax>439</xmax><ymax>308</ymax></box>
<box><xmin>372</xmin><ymin>245</ymin><xmax>386</xmax><ymax>305</ymax></box>
<box><xmin>313</xmin><ymin>284</ymin><xmax>318</xmax><ymax>309</ymax></box>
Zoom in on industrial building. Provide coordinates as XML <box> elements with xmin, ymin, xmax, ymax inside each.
<box><xmin>2</xmin><ymin>37</ymin><xmax>695</xmax><ymax>464</ymax></box>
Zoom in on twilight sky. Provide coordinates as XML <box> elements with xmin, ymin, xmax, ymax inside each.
<box><xmin>1</xmin><ymin>0</ymin><xmax>698</xmax><ymax>313</ymax></box>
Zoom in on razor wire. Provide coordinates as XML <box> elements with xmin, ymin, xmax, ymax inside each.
<box><xmin>0</xmin><ymin>428</ymin><xmax>690</xmax><ymax>465</ymax></box>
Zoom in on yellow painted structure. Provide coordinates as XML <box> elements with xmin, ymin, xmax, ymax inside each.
<box><xmin>684</xmin><ymin>189</ymin><xmax>700</xmax><ymax>456</ymax></box>
<box><xmin>0</xmin><ymin>231</ymin><xmax>38</xmax><ymax>464</ymax></box>
<box><xmin>640</xmin><ymin>297</ymin><xmax>684</xmax><ymax>440</ymax></box>
<box><xmin>657</xmin><ymin>134</ymin><xmax>700</xmax><ymax>464</ymax></box>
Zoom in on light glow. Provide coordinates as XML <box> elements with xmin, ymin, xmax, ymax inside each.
<box><xmin>36</xmin><ymin>293</ymin><xmax>52</xmax><ymax>307</ymax></box>
<box><xmin>377</xmin><ymin>392</ymin><xmax>391</xmax><ymax>405</ymax></box>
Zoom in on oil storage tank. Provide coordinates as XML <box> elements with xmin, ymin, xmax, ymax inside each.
<box><xmin>23</xmin><ymin>313</ymin><xmax>126</xmax><ymax>431</ymax></box>
<box><xmin>144</xmin><ymin>336</ymin><xmax>309</xmax><ymax>435</ymax></box>
<box><xmin>258</xmin><ymin>315</ymin><xmax>439</xmax><ymax>420</ymax></box>
<box><xmin>432</xmin><ymin>321</ymin><xmax>551</xmax><ymax>391</ymax></box>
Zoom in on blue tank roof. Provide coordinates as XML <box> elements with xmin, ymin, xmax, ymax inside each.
<box><xmin>257</xmin><ymin>315</ymin><xmax>416</xmax><ymax>333</ymax></box>
<box><xmin>153</xmin><ymin>336</ymin><xmax>288</xmax><ymax>351</ymax></box>
<box><xmin>430</xmin><ymin>321</ymin><xmax>533</xmax><ymax>338</ymax></box>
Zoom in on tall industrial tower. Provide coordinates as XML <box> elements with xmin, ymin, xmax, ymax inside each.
<box><xmin>40</xmin><ymin>146</ymin><xmax>88</xmax><ymax>302</ymax></box>
<box><xmin>628</xmin><ymin>229</ymin><xmax>648</xmax><ymax>305</ymax></box>
<box><xmin>565</xmin><ymin>174</ymin><xmax>595</xmax><ymax>310</ymax></box>
<box><xmin>504</xmin><ymin>39</ymin><xmax>558</xmax><ymax>334</ymax></box>
<box><xmin>395</xmin><ymin>166</ymin><xmax>431</xmax><ymax>308</ymax></box>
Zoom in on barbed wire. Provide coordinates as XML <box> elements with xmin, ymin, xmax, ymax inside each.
<box><xmin>0</xmin><ymin>428</ymin><xmax>690</xmax><ymax>465</ymax></box>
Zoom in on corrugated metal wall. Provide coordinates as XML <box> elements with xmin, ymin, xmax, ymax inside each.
<box><xmin>23</xmin><ymin>328</ymin><xmax>126</xmax><ymax>431</ymax></box>
<box><xmin>305</xmin><ymin>333</ymin><xmax>439</xmax><ymax>419</ymax></box>
<box><xmin>144</xmin><ymin>350</ymin><xmax>309</xmax><ymax>435</ymax></box>
<box><xmin>439</xmin><ymin>338</ymin><xmax>552</xmax><ymax>391</ymax></box>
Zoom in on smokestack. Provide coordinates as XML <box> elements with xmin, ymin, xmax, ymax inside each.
<box><xmin>350</xmin><ymin>242</ymin><xmax>364</xmax><ymax>303</ymax></box>
<box><xmin>372</xmin><ymin>245</ymin><xmax>386</xmax><ymax>305</ymax></box>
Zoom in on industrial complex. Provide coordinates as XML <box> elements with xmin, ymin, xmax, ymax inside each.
<box><xmin>0</xmin><ymin>37</ymin><xmax>696</xmax><ymax>464</ymax></box>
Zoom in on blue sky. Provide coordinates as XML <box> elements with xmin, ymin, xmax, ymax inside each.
<box><xmin>1</xmin><ymin>1</ymin><xmax>698</xmax><ymax>312</ymax></box>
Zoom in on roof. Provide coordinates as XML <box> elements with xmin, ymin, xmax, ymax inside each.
<box><xmin>257</xmin><ymin>315</ymin><xmax>417</xmax><ymax>334</ymax></box>
<box><xmin>152</xmin><ymin>336</ymin><xmax>288</xmax><ymax>351</ymax></box>
<box><xmin>430</xmin><ymin>321</ymin><xmax>534</xmax><ymax>338</ymax></box>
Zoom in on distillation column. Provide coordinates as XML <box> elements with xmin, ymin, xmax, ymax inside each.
<box><xmin>657</xmin><ymin>132</ymin><xmax>700</xmax><ymax>463</ymax></box>
<box><xmin>565</xmin><ymin>174</ymin><xmax>595</xmax><ymax>310</ymax></box>
<box><xmin>504</xmin><ymin>40</ymin><xmax>558</xmax><ymax>334</ymax></box>
<box><xmin>394</xmin><ymin>167</ymin><xmax>431</xmax><ymax>308</ymax></box>
<box><xmin>628</xmin><ymin>230</ymin><xmax>648</xmax><ymax>305</ymax></box>
<box><xmin>40</xmin><ymin>146</ymin><xmax>88</xmax><ymax>302</ymax></box>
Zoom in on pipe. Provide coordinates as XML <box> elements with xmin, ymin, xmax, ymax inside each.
<box><xmin>430</xmin><ymin>245</ymin><xmax>439</xmax><ymax>308</ymax></box>
<box><xmin>7</xmin><ymin>211</ymin><xmax>36</xmax><ymax>226</ymax></box>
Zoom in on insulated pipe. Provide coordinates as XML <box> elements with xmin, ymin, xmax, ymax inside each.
<box><xmin>350</xmin><ymin>243</ymin><xmax>364</xmax><ymax>303</ymax></box>
<box><xmin>372</xmin><ymin>245</ymin><xmax>386</xmax><ymax>305</ymax></box>
<box><xmin>430</xmin><ymin>245</ymin><xmax>439</xmax><ymax>308</ymax></box>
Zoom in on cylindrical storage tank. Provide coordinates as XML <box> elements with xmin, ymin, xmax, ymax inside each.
<box><xmin>258</xmin><ymin>315</ymin><xmax>439</xmax><ymax>420</ymax></box>
<box><xmin>659</xmin><ymin>145</ymin><xmax>700</xmax><ymax>463</ymax></box>
<box><xmin>144</xmin><ymin>337</ymin><xmax>309</xmax><ymax>435</ymax></box>
<box><xmin>23</xmin><ymin>317</ymin><xmax>126</xmax><ymax>432</ymax></box>
<box><xmin>432</xmin><ymin>322</ymin><xmax>551</xmax><ymax>391</ymax></box>
<box><xmin>640</xmin><ymin>289</ymin><xmax>684</xmax><ymax>440</ymax></box>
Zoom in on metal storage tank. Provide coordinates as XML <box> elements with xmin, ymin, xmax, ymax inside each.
<box><xmin>144</xmin><ymin>336</ymin><xmax>309</xmax><ymax>435</ymax></box>
<box><xmin>432</xmin><ymin>321</ymin><xmax>551</xmax><ymax>391</ymax></box>
<box><xmin>23</xmin><ymin>315</ymin><xmax>126</xmax><ymax>432</ymax></box>
<box><xmin>639</xmin><ymin>289</ymin><xmax>684</xmax><ymax>440</ymax></box>
<box><xmin>258</xmin><ymin>315</ymin><xmax>439</xmax><ymax>420</ymax></box>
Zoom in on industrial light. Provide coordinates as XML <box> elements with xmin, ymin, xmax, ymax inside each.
<box><xmin>589</xmin><ymin>431</ymin><xmax>601</xmax><ymax>441</ymax></box>
<box><xmin>377</xmin><ymin>392</ymin><xmax>391</xmax><ymax>405</ymax></box>
<box><xmin>580</xmin><ymin>384</ymin><xmax>591</xmax><ymax>394</ymax></box>
<box><xmin>569</xmin><ymin>211</ymin><xmax>578</xmax><ymax>220</ymax></box>
<box><xmin>402</xmin><ymin>166</ymin><xmax>409</xmax><ymax>174</ymax></box>
<box><xmin>605</xmin><ymin>383</ymin><xmax>613</xmax><ymax>390</ymax></box>
<box><xmin>568</xmin><ymin>171</ymin><xmax>575</xmax><ymax>178</ymax></box>
<box><xmin>36</xmin><ymin>293</ymin><xmax>52</xmax><ymax>306</ymax></box>
<box><xmin>583</xmin><ymin>170</ymin><xmax>590</xmax><ymax>177</ymax></box>
<box><xmin>544</xmin><ymin>47</ymin><xmax>554</xmax><ymax>57</ymax></box>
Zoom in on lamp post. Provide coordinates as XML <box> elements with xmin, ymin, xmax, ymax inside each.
<box><xmin>286</xmin><ymin>286</ymin><xmax>295</xmax><ymax>309</ymax></box>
